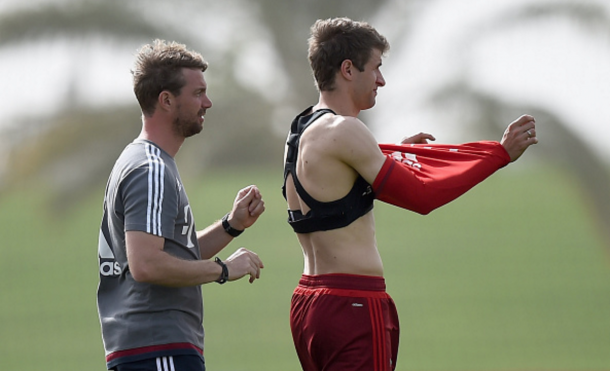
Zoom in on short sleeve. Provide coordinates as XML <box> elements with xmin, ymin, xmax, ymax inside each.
<box><xmin>121</xmin><ymin>166</ymin><xmax>179</xmax><ymax>239</ymax></box>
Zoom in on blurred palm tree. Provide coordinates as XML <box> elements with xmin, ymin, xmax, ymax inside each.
<box><xmin>421</xmin><ymin>0</ymin><xmax>610</xmax><ymax>247</ymax></box>
<box><xmin>254</xmin><ymin>0</ymin><xmax>392</xmax><ymax>105</ymax></box>
<box><xmin>2</xmin><ymin>0</ymin><xmax>608</xmax><ymax>253</ymax></box>
<box><xmin>0</xmin><ymin>0</ymin><xmax>391</xmax><ymax>209</ymax></box>
<box><xmin>0</xmin><ymin>0</ymin><xmax>201</xmax><ymax>206</ymax></box>
<box><xmin>433</xmin><ymin>84</ymin><xmax>610</xmax><ymax>248</ymax></box>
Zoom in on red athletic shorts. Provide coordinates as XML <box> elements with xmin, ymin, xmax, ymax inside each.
<box><xmin>290</xmin><ymin>274</ymin><xmax>400</xmax><ymax>371</ymax></box>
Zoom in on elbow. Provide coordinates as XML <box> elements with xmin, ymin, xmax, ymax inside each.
<box><xmin>416</xmin><ymin>208</ymin><xmax>433</xmax><ymax>216</ymax></box>
<box><xmin>129</xmin><ymin>262</ymin><xmax>157</xmax><ymax>283</ymax></box>
<box><xmin>400</xmin><ymin>199</ymin><xmax>437</xmax><ymax>215</ymax></box>
<box><xmin>412</xmin><ymin>204</ymin><xmax>434</xmax><ymax>215</ymax></box>
<box><xmin>405</xmin><ymin>197</ymin><xmax>444</xmax><ymax>215</ymax></box>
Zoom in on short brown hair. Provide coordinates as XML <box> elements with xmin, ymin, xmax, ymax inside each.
<box><xmin>308</xmin><ymin>17</ymin><xmax>389</xmax><ymax>91</ymax></box>
<box><xmin>132</xmin><ymin>39</ymin><xmax>208</xmax><ymax>116</ymax></box>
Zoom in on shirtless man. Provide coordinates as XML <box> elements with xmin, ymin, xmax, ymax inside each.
<box><xmin>282</xmin><ymin>18</ymin><xmax>537</xmax><ymax>371</ymax></box>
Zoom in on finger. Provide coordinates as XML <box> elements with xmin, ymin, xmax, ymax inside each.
<box><xmin>515</xmin><ymin>114</ymin><xmax>535</xmax><ymax>126</ymax></box>
<box><xmin>236</xmin><ymin>185</ymin><xmax>250</xmax><ymax>198</ymax></box>
<box><xmin>522</xmin><ymin>121</ymin><xmax>536</xmax><ymax>132</ymax></box>
<box><xmin>245</xmin><ymin>185</ymin><xmax>261</xmax><ymax>198</ymax></box>
<box><xmin>417</xmin><ymin>133</ymin><xmax>436</xmax><ymax>144</ymax></box>
<box><xmin>523</xmin><ymin>127</ymin><xmax>537</xmax><ymax>140</ymax></box>
<box><xmin>239</xmin><ymin>186</ymin><xmax>255</xmax><ymax>202</ymax></box>
<box><xmin>507</xmin><ymin>120</ymin><xmax>534</xmax><ymax>141</ymax></box>
<box><xmin>252</xmin><ymin>261</ymin><xmax>261</xmax><ymax>279</ymax></box>
<box><xmin>236</xmin><ymin>185</ymin><xmax>258</xmax><ymax>205</ymax></box>
<box><xmin>249</xmin><ymin>200</ymin><xmax>265</xmax><ymax>216</ymax></box>
<box><xmin>255</xmin><ymin>254</ymin><xmax>264</xmax><ymax>269</ymax></box>
<box><xmin>400</xmin><ymin>133</ymin><xmax>435</xmax><ymax>144</ymax></box>
<box><xmin>251</xmin><ymin>186</ymin><xmax>262</xmax><ymax>199</ymax></box>
<box><xmin>248</xmin><ymin>250</ymin><xmax>264</xmax><ymax>270</ymax></box>
<box><xmin>248</xmin><ymin>262</ymin><xmax>259</xmax><ymax>283</ymax></box>
<box><xmin>247</xmin><ymin>195</ymin><xmax>263</xmax><ymax>211</ymax></box>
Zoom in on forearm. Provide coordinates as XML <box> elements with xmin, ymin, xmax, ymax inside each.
<box><xmin>126</xmin><ymin>230</ymin><xmax>223</xmax><ymax>286</ymax></box>
<box><xmin>197</xmin><ymin>219</ymin><xmax>234</xmax><ymax>259</ymax></box>
<box><xmin>197</xmin><ymin>184</ymin><xmax>264</xmax><ymax>260</ymax></box>
<box><xmin>138</xmin><ymin>252</ymin><xmax>223</xmax><ymax>287</ymax></box>
<box><xmin>374</xmin><ymin>142</ymin><xmax>510</xmax><ymax>214</ymax></box>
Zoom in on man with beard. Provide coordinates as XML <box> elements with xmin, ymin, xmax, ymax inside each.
<box><xmin>97</xmin><ymin>39</ymin><xmax>265</xmax><ymax>371</ymax></box>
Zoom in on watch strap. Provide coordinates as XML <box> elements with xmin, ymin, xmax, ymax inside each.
<box><xmin>221</xmin><ymin>213</ymin><xmax>244</xmax><ymax>237</ymax></box>
<box><xmin>214</xmin><ymin>257</ymin><xmax>229</xmax><ymax>284</ymax></box>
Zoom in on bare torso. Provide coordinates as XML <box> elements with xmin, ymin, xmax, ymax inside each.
<box><xmin>284</xmin><ymin>112</ymin><xmax>384</xmax><ymax>277</ymax></box>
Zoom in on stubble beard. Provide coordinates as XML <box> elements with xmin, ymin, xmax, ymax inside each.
<box><xmin>173</xmin><ymin>110</ymin><xmax>203</xmax><ymax>138</ymax></box>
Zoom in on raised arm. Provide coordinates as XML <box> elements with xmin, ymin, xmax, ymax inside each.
<box><xmin>197</xmin><ymin>185</ymin><xmax>265</xmax><ymax>259</ymax></box>
<box><xmin>197</xmin><ymin>185</ymin><xmax>265</xmax><ymax>283</ymax></box>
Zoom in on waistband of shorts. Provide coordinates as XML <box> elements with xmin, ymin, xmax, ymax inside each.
<box><xmin>298</xmin><ymin>273</ymin><xmax>386</xmax><ymax>291</ymax></box>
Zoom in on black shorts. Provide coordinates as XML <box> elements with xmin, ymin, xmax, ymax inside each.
<box><xmin>113</xmin><ymin>355</ymin><xmax>205</xmax><ymax>371</ymax></box>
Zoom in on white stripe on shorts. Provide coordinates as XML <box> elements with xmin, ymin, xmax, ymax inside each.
<box><xmin>156</xmin><ymin>356</ymin><xmax>176</xmax><ymax>371</ymax></box>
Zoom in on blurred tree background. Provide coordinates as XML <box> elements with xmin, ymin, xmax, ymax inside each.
<box><xmin>0</xmin><ymin>0</ymin><xmax>393</xmax><ymax>208</ymax></box>
<box><xmin>0</xmin><ymin>0</ymin><xmax>609</xmax><ymax>235</ymax></box>
<box><xmin>1</xmin><ymin>0</ymin><xmax>609</xmax><ymax>370</ymax></box>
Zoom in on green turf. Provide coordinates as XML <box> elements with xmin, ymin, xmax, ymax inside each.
<box><xmin>0</xmin><ymin>165</ymin><xmax>608</xmax><ymax>371</ymax></box>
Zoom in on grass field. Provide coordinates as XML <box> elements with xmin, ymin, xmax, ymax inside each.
<box><xmin>0</xmin><ymin>165</ymin><xmax>609</xmax><ymax>371</ymax></box>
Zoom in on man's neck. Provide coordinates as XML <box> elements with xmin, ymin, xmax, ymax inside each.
<box><xmin>315</xmin><ymin>91</ymin><xmax>360</xmax><ymax>118</ymax></box>
<box><xmin>138</xmin><ymin>116</ymin><xmax>183</xmax><ymax>158</ymax></box>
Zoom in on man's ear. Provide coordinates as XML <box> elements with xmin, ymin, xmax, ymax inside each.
<box><xmin>340</xmin><ymin>59</ymin><xmax>354</xmax><ymax>81</ymax></box>
<box><xmin>157</xmin><ymin>91</ymin><xmax>174</xmax><ymax>112</ymax></box>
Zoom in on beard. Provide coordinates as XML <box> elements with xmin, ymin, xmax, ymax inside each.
<box><xmin>173</xmin><ymin>108</ymin><xmax>204</xmax><ymax>138</ymax></box>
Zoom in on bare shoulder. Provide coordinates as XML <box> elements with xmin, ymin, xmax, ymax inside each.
<box><xmin>333</xmin><ymin>115</ymin><xmax>380</xmax><ymax>159</ymax></box>
<box><xmin>305</xmin><ymin>113</ymin><xmax>384</xmax><ymax>183</ymax></box>
<box><xmin>326</xmin><ymin>114</ymin><xmax>368</xmax><ymax>132</ymax></box>
<box><xmin>310</xmin><ymin>114</ymin><xmax>377</xmax><ymax>151</ymax></box>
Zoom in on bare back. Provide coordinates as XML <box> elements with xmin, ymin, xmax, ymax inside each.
<box><xmin>284</xmin><ymin>112</ymin><xmax>386</xmax><ymax>276</ymax></box>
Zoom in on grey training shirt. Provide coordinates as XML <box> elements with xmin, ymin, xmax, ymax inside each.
<box><xmin>97</xmin><ymin>139</ymin><xmax>204</xmax><ymax>368</ymax></box>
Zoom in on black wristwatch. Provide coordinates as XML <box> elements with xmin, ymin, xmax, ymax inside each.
<box><xmin>214</xmin><ymin>257</ymin><xmax>229</xmax><ymax>284</ymax></box>
<box><xmin>221</xmin><ymin>213</ymin><xmax>244</xmax><ymax>237</ymax></box>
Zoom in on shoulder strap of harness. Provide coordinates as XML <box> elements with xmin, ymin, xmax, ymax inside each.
<box><xmin>282</xmin><ymin>107</ymin><xmax>335</xmax><ymax>199</ymax></box>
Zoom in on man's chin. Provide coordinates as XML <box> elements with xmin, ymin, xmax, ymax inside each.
<box><xmin>363</xmin><ymin>101</ymin><xmax>377</xmax><ymax>111</ymax></box>
<box><xmin>185</xmin><ymin>125</ymin><xmax>203</xmax><ymax>137</ymax></box>
<box><xmin>174</xmin><ymin>123</ymin><xmax>203</xmax><ymax>138</ymax></box>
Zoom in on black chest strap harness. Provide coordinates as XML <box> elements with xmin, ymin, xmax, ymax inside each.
<box><xmin>282</xmin><ymin>106</ymin><xmax>375</xmax><ymax>233</ymax></box>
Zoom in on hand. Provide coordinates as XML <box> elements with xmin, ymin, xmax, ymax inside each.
<box><xmin>400</xmin><ymin>132</ymin><xmax>436</xmax><ymax>144</ymax></box>
<box><xmin>500</xmin><ymin>115</ymin><xmax>538</xmax><ymax>162</ymax></box>
<box><xmin>228</xmin><ymin>185</ymin><xmax>265</xmax><ymax>230</ymax></box>
<box><xmin>224</xmin><ymin>247</ymin><xmax>264</xmax><ymax>283</ymax></box>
